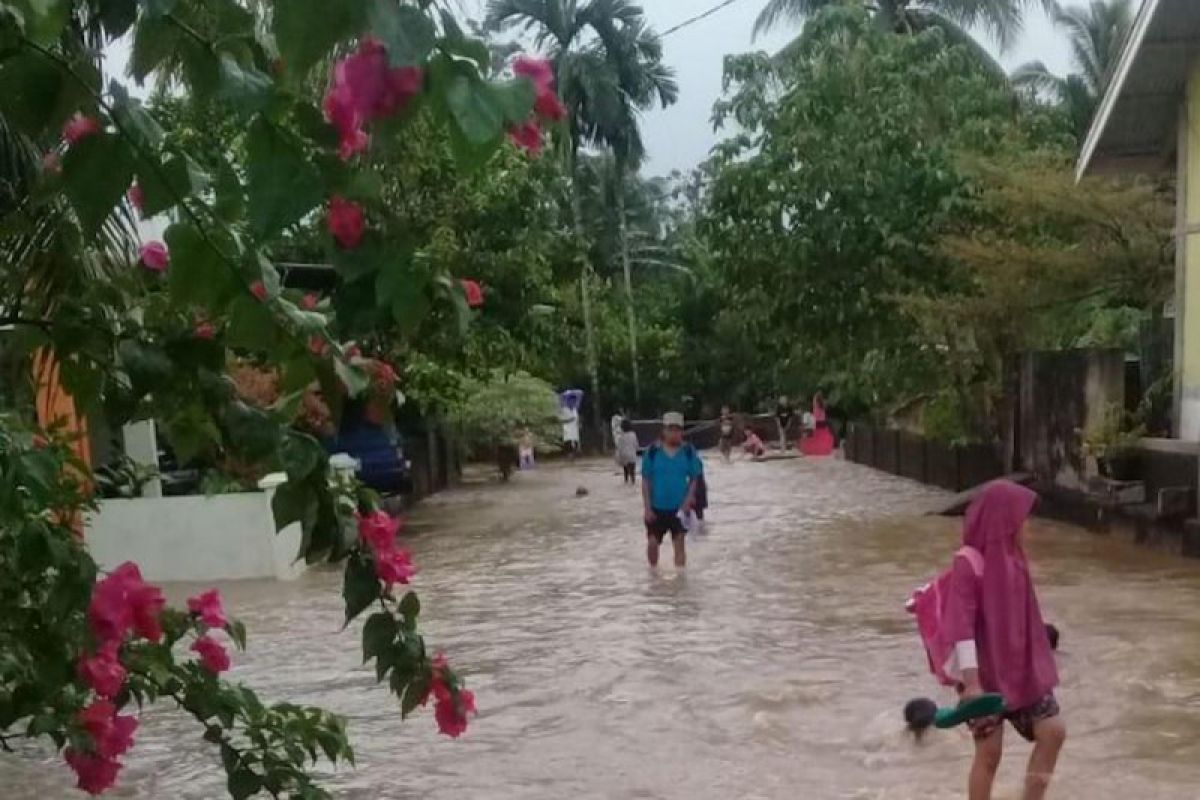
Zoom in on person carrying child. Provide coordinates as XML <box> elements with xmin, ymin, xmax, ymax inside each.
<box><xmin>943</xmin><ymin>481</ymin><xmax>1066</xmax><ymax>800</ymax></box>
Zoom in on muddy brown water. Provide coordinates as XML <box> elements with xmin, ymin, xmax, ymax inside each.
<box><xmin>5</xmin><ymin>456</ymin><xmax>1200</xmax><ymax>798</ymax></box>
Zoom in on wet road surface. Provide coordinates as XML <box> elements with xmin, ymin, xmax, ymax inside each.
<box><xmin>5</xmin><ymin>455</ymin><xmax>1200</xmax><ymax>798</ymax></box>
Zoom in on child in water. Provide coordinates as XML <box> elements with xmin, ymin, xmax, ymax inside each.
<box><xmin>944</xmin><ymin>481</ymin><xmax>1066</xmax><ymax>800</ymax></box>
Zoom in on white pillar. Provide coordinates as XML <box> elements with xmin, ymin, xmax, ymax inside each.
<box><xmin>121</xmin><ymin>420</ymin><xmax>162</xmax><ymax>498</ymax></box>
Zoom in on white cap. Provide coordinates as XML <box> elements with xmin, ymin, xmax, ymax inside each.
<box><xmin>662</xmin><ymin>411</ymin><xmax>685</xmax><ymax>428</ymax></box>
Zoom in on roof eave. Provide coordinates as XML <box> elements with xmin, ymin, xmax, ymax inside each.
<box><xmin>1075</xmin><ymin>0</ymin><xmax>1165</xmax><ymax>182</ymax></box>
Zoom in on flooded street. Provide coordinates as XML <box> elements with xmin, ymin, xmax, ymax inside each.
<box><xmin>7</xmin><ymin>456</ymin><xmax>1200</xmax><ymax>798</ymax></box>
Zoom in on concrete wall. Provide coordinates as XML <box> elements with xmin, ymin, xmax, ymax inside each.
<box><xmin>1018</xmin><ymin>349</ymin><xmax>1125</xmax><ymax>489</ymax></box>
<box><xmin>846</xmin><ymin>423</ymin><xmax>1004</xmax><ymax>493</ymax></box>
<box><xmin>85</xmin><ymin>481</ymin><xmax>304</xmax><ymax>583</ymax></box>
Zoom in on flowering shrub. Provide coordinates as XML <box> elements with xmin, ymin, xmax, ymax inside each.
<box><xmin>0</xmin><ymin>0</ymin><xmax>560</xmax><ymax>795</ymax></box>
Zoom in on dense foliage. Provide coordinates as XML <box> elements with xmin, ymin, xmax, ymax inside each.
<box><xmin>0</xmin><ymin>0</ymin><xmax>565</xmax><ymax>794</ymax></box>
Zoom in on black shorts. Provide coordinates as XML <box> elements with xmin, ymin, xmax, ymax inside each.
<box><xmin>966</xmin><ymin>693</ymin><xmax>1060</xmax><ymax>742</ymax></box>
<box><xmin>645</xmin><ymin>510</ymin><xmax>686</xmax><ymax>542</ymax></box>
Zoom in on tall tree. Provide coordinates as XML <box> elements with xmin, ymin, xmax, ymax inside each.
<box><xmin>1012</xmin><ymin>0</ymin><xmax>1134</xmax><ymax>142</ymax></box>
<box><xmin>485</xmin><ymin>0</ymin><xmax>675</xmax><ymax>421</ymax></box>
<box><xmin>755</xmin><ymin>0</ymin><xmax>1044</xmax><ymax>66</ymax></box>
<box><xmin>587</xmin><ymin>17</ymin><xmax>677</xmax><ymax>409</ymax></box>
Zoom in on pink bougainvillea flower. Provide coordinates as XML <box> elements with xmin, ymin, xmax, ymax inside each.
<box><xmin>42</xmin><ymin>150</ymin><xmax>62</xmax><ymax>174</ymax></box>
<box><xmin>63</xmin><ymin>113</ymin><xmax>101</xmax><ymax>145</ymax></box>
<box><xmin>77</xmin><ymin>700</ymin><xmax>138</xmax><ymax>760</ymax></box>
<box><xmin>534</xmin><ymin>90</ymin><xmax>567</xmax><ymax>123</ymax></box>
<box><xmin>186</xmin><ymin>589</ymin><xmax>227</xmax><ymax>629</ymax></box>
<box><xmin>346</xmin><ymin>344</ymin><xmax>363</xmax><ymax>359</ymax></box>
<box><xmin>193</xmin><ymin>320</ymin><xmax>216</xmax><ymax>341</ymax></box>
<box><xmin>507</xmin><ymin>120</ymin><xmax>543</xmax><ymax>154</ymax></box>
<box><xmin>250</xmin><ymin>280</ymin><xmax>269</xmax><ymax>301</ymax></box>
<box><xmin>357</xmin><ymin>510</ymin><xmax>398</xmax><ymax>554</ymax></box>
<box><xmin>300</xmin><ymin>292</ymin><xmax>320</xmax><ymax>310</ymax></box>
<box><xmin>375</xmin><ymin>547</ymin><xmax>416</xmax><ymax>588</ymax></box>
<box><xmin>372</xmin><ymin>361</ymin><xmax>397</xmax><ymax>389</ymax></box>
<box><xmin>460</xmin><ymin>279</ymin><xmax>485</xmax><ymax>309</ymax></box>
<box><xmin>88</xmin><ymin>562</ymin><xmax>165</xmax><ymax>644</ymax></box>
<box><xmin>128</xmin><ymin>581</ymin><xmax>165</xmax><ymax>643</ymax></box>
<box><xmin>513</xmin><ymin>56</ymin><xmax>554</xmax><ymax>91</ymax></box>
<box><xmin>138</xmin><ymin>241</ymin><xmax>169</xmax><ymax>273</ymax></box>
<box><xmin>322</xmin><ymin>40</ymin><xmax>423</xmax><ymax>160</ymax></box>
<box><xmin>78</xmin><ymin>642</ymin><xmax>126</xmax><ymax>699</ymax></box>
<box><xmin>127</xmin><ymin>183</ymin><xmax>144</xmax><ymax>213</ymax></box>
<box><xmin>326</xmin><ymin>195</ymin><xmax>365</xmax><ymax>249</ymax></box>
<box><xmin>434</xmin><ymin>688</ymin><xmax>476</xmax><ymax>739</ymax></box>
<box><xmin>191</xmin><ymin>635</ymin><xmax>231</xmax><ymax>674</ymax></box>
<box><xmin>308</xmin><ymin>334</ymin><xmax>327</xmax><ymax>356</ymax></box>
<box><xmin>64</xmin><ymin>748</ymin><xmax>121</xmax><ymax>796</ymax></box>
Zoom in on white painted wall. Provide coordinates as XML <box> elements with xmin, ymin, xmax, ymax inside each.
<box><xmin>86</xmin><ymin>480</ymin><xmax>305</xmax><ymax>583</ymax></box>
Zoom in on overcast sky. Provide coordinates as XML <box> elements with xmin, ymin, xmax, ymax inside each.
<box><xmin>113</xmin><ymin>0</ymin><xmax>1076</xmax><ymax>180</ymax></box>
<box><xmin>634</xmin><ymin>0</ymin><xmax>1074</xmax><ymax>177</ymax></box>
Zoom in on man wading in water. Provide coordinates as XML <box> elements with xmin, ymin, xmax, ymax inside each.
<box><xmin>641</xmin><ymin>412</ymin><xmax>703</xmax><ymax>568</ymax></box>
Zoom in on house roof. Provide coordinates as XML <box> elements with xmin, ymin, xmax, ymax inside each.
<box><xmin>1076</xmin><ymin>0</ymin><xmax>1200</xmax><ymax>179</ymax></box>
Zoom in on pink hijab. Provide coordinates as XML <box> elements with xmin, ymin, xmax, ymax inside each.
<box><xmin>946</xmin><ymin>480</ymin><xmax>1058</xmax><ymax>709</ymax></box>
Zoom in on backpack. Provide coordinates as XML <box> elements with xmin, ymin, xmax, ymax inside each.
<box><xmin>906</xmin><ymin>547</ymin><xmax>984</xmax><ymax>687</ymax></box>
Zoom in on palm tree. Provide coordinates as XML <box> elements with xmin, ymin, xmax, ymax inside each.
<box><xmin>1012</xmin><ymin>0</ymin><xmax>1134</xmax><ymax>142</ymax></box>
<box><xmin>485</xmin><ymin>0</ymin><xmax>676</xmax><ymax>418</ymax></box>
<box><xmin>755</xmin><ymin>0</ymin><xmax>1043</xmax><ymax>54</ymax></box>
<box><xmin>586</xmin><ymin>19</ymin><xmax>677</xmax><ymax>409</ymax></box>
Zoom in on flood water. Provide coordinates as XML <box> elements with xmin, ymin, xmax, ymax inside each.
<box><xmin>6</xmin><ymin>455</ymin><xmax>1200</xmax><ymax>798</ymax></box>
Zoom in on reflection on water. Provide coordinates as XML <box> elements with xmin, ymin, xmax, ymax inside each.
<box><xmin>6</xmin><ymin>457</ymin><xmax>1200</xmax><ymax>798</ymax></box>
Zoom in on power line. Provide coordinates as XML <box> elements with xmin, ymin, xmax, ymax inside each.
<box><xmin>661</xmin><ymin>0</ymin><xmax>748</xmax><ymax>37</ymax></box>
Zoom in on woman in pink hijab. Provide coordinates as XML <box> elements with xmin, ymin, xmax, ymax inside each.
<box><xmin>944</xmin><ymin>480</ymin><xmax>1066</xmax><ymax>800</ymax></box>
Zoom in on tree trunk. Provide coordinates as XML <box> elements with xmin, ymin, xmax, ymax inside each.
<box><xmin>569</xmin><ymin>145</ymin><xmax>604</xmax><ymax>449</ymax></box>
<box><xmin>615</xmin><ymin>155</ymin><xmax>641</xmax><ymax>410</ymax></box>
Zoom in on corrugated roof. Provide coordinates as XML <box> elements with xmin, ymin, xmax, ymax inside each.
<box><xmin>1077</xmin><ymin>0</ymin><xmax>1200</xmax><ymax>179</ymax></box>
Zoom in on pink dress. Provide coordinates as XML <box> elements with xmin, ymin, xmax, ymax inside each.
<box><xmin>944</xmin><ymin>481</ymin><xmax>1058</xmax><ymax>711</ymax></box>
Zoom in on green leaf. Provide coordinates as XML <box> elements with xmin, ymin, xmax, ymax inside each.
<box><xmin>96</xmin><ymin>0</ymin><xmax>138</xmax><ymax>38</ymax></box>
<box><xmin>224</xmin><ymin>294</ymin><xmax>280</xmax><ymax>352</ymax></box>
<box><xmin>130</xmin><ymin>15</ymin><xmax>179</xmax><ymax>83</ymax></box>
<box><xmin>274</xmin><ymin>0</ymin><xmax>362</xmax><ymax>81</ymax></box>
<box><xmin>0</xmin><ymin>52</ymin><xmax>66</xmax><ymax>134</ymax></box>
<box><xmin>367</xmin><ymin>0</ymin><xmax>435</xmax><ymax>68</ymax></box>
<box><xmin>225</xmin><ymin>620</ymin><xmax>248</xmax><ymax>650</ymax></box>
<box><xmin>227</xmin><ymin>767</ymin><xmax>261</xmax><ymax>800</ymax></box>
<box><xmin>376</xmin><ymin>262</ymin><xmax>429</xmax><ymax>334</ymax></box>
<box><xmin>218</xmin><ymin>54</ymin><xmax>274</xmax><ymax>116</ymax></box>
<box><xmin>118</xmin><ymin>340</ymin><xmax>173</xmax><ymax>394</ymax></box>
<box><xmin>138</xmin><ymin>0</ymin><xmax>179</xmax><ymax>17</ymax></box>
<box><xmin>272</xmin><ymin>479</ymin><xmax>318</xmax><ymax>532</ymax></box>
<box><xmin>400</xmin><ymin>674</ymin><xmax>429</xmax><ymax>718</ymax></box>
<box><xmin>140</xmin><ymin>152</ymin><xmax>210</xmax><ymax>216</ymax></box>
<box><xmin>362</xmin><ymin>612</ymin><xmax>397</xmax><ymax>663</ymax></box>
<box><xmin>398</xmin><ymin>590</ymin><xmax>419</xmax><ymax>620</ymax></box>
<box><xmin>214</xmin><ymin>159</ymin><xmax>245</xmax><ymax>222</ymax></box>
<box><xmin>443</xmin><ymin>73</ymin><xmax>505</xmax><ymax>146</ymax></box>
<box><xmin>342</xmin><ymin>555</ymin><xmax>379</xmax><ymax>626</ymax></box>
<box><xmin>245</xmin><ymin>119</ymin><xmax>323</xmax><ymax>240</ymax></box>
<box><xmin>110</xmin><ymin>82</ymin><xmax>163</xmax><ymax>150</ymax></box>
<box><xmin>62</xmin><ymin>132</ymin><xmax>135</xmax><ymax>236</ymax></box>
<box><xmin>164</xmin><ymin>223</ymin><xmax>234</xmax><ymax>311</ymax></box>
<box><xmin>279</xmin><ymin>430</ymin><xmax>324</xmax><ymax>481</ymax></box>
<box><xmin>280</xmin><ymin>355</ymin><xmax>317</xmax><ymax>394</ymax></box>
<box><xmin>222</xmin><ymin>400</ymin><xmax>280</xmax><ymax>461</ymax></box>
<box><xmin>10</xmin><ymin>0</ymin><xmax>69</xmax><ymax>45</ymax></box>
<box><xmin>163</xmin><ymin>404</ymin><xmax>220</xmax><ymax>462</ymax></box>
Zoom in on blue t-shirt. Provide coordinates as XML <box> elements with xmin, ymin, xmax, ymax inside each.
<box><xmin>642</xmin><ymin>444</ymin><xmax>703</xmax><ymax>512</ymax></box>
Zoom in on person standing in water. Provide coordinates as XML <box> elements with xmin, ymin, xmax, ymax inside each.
<box><xmin>775</xmin><ymin>396</ymin><xmax>794</xmax><ymax>450</ymax></box>
<box><xmin>944</xmin><ymin>481</ymin><xmax>1065</xmax><ymax>800</ymax></box>
<box><xmin>641</xmin><ymin>412</ymin><xmax>703</xmax><ymax>568</ymax></box>
<box><xmin>616</xmin><ymin>418</ymin><xmax>640</xmax><ymax>485</ymax></box>
<box><xmin>718</xmin><ymin>405</ymin><xmax>736</xmax><ymax>462</ymax></box>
